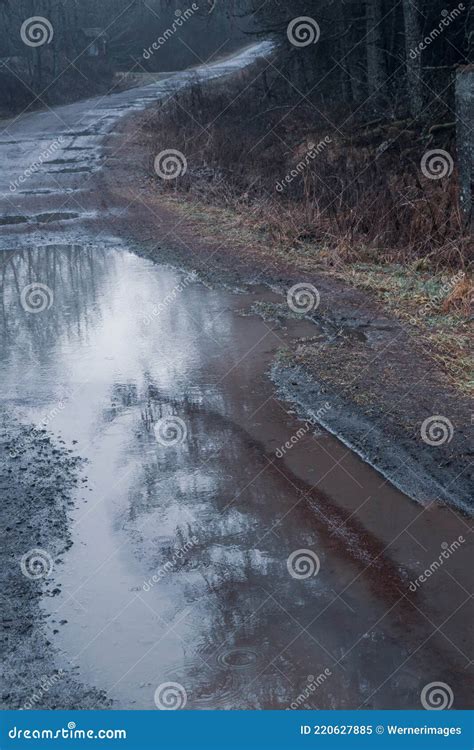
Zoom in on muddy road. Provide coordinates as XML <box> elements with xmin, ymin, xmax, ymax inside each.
<box><xmin>0</xmin><ymin>44</ymin><xmax>472</xmax><ymax>711</ymax></box>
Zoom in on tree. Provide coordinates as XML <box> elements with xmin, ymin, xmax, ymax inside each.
<box><xmin>402</xmin><ymin>0</ymin><xmax>423</xmax><ymax>118</ymax></box>
<box><xmin>366</xmin><ymin>0</ymin><xmax>387</xmax><ymax>109</ymax></box>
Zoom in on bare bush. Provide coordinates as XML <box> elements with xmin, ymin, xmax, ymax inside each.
<box><xmin>147</xmin><ymin>70</ymin><xmax>471</xmax><ymax>270</ymax></box>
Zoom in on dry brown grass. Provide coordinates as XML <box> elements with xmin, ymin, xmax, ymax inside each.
<box><xmin>144</xmin><ymin>65</ymin><xmax>471</xmax><ymax>272</ymax></box>
<box><xmin>442</xmin><ymin>276</ymin><xmax>474</xmax><ymax>315</ymax></box>
<box><xmin>141</xmin><ymin>67</ymin><xmax>473</xmax><ymax>391</ymax></box>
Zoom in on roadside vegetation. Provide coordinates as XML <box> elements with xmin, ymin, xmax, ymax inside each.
<box><xmin>138</xmin><ymin>0</ymin><xmax>473</xmax><ymax>390</ymax></box>
<box><xmin>143</xmin><ymin>42</ymin><xmax>472</xmax><ymax>391</ymax></box>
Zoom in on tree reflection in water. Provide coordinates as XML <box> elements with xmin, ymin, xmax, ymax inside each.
<box><xmin>0</xmin><ymin>244</ymin><xmax>109</xmax><ymax>365</ymax></box>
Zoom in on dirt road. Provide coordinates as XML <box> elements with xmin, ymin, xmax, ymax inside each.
<box><xmin>0</xmin><ymin>43</ymin><xmax>472</xmax><ymax>711</ymax></box>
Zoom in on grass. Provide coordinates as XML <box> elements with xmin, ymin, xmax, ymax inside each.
<box><xmin>338</xmin><ymin>263</ymin><xmax>473</xmax><ymax>392</ymax></box>
<box><xmin>159</xmin><ymin>195</ymin><xmax>473</xmax><ymax>393</ymax></box>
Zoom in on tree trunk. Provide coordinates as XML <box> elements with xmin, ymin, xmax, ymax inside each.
<box><xmin>335</xmin><ymin>2</ymin><xmax>353</xmax><ymax>104</ymax></box>
<box><xmin>366</xmin><ymin>0</ymin><xmax>386</xmax><ymax>109</ymax></box>
<box><xmin>402</xmin><ymin>0</ymin><xmax>423</xmax><ymax>119</ymax></box>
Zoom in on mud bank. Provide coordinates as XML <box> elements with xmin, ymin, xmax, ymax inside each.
<box><xmin>270</xmin><ymin>362</ymin><xmax>470</xmax><ymax>514</ymax></box>
<box><xmin>0</xmin><ymin>415</ymin><xmax>109</xmax><ymax>709</ymax></box>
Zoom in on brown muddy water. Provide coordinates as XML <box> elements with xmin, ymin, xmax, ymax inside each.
<box><xmin>0</xmin><ymin>243</ymin><xmax>472</xmax><ymax>710</ymax></box>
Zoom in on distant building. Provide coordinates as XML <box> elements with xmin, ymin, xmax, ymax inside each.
<box><xmin>81</xmin><ymin>28</ymin><xmax>108</xmax><ymax>58</ymax></box>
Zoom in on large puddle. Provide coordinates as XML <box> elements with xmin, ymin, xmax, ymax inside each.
<box><xmin>1</xmin><ymin>244</ymin><xmax>471</xmax><ymax>710</ymax></box>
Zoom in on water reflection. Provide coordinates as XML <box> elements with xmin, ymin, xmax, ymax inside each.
<box><xmin>0</xmin><ymin>243</ymin><xmax>468</xmax><ymax>710</ymax></box>
<box><xmin>0</xmin><ymin>244</ymin><xmax>107</xmax><ymax>365</ymax></box>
